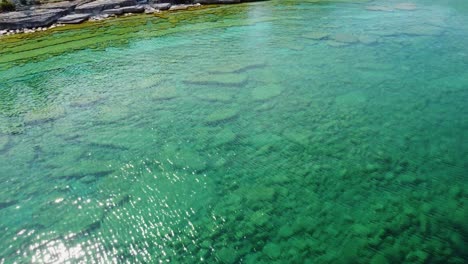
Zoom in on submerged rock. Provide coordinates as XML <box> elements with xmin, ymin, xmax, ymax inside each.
<box><xmin>365</xmin><ymin>5</ymin><xmax>394</xmax><ymax>12</ymax></box>
<box><xmin>211</xmin><ymin>128</ymin><xmax>237</xmax><ymax>147</ymax></box>
<box><xmin>401</xmin><ymin>25</ymin><xmax>443</xmax><ymax>36</ymax></box>
<box><xmin>185</xmin><ymin>73</ymin><xmax>248</xmax><ymax>87</ymax></box>
<box><xmin>171</xmin><ymin>149</ymin><xmax>207</xmax><ymax>172</ymax></box>
<box><xmin>24</xmin><ymin>105</ymin><xmax>66</xmax><ymax>124</ymax></box>
<box><xmin>208</xmin><ymin>61</ymin><xmax>266</xmax><ymax>74</ymax></box>
<box><xmin>251</xmin><ymin>84</ymin><xmax>283</xmax><ymax>101</ymax></box>
<box><xmin>0</xmin><ymin>135</ymin><xmax>9</xmax><ymax>152</ymax></box>
<box><xmin>194</xmin><ymin>90</ymin><xmax>234</xmax><ymax>102</ymax></box>
<box><xmin>205</xmin><ymin>108</ymin><xmax>239</xmax><ymax>124</ymax></box>
<box><xmin>302</xmin><ymin>32</ymin><xmax>330</xmax><ymax>40</ymax></box>
<box><xmin>50</xmin><ymin>160</ymin><xmax>115</xmax><ymax>179</ymax></box>
<box><xmin>358</xmin><ymin>35</ymin><xmax>378</xmax><ymax>45</ymax></box>
<box><xmin>394</xmin><ymin>3</ymin><xmax>417</xmax><ymax>11</ymax></box>
<box><xmin>332</xmin><ymin>33</ymin><xmax>359</xmax><ymax>43</ymax></box>
<box><xmin>151</xmin><ymin>87</ymin><xmax>179</xmax><ymax>101</ymax></box>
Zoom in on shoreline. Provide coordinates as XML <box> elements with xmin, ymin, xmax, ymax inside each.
<box><xmin>0</xmin><ymin>0</ymin><xmax>265</xmax><ymax>37</ymax></box>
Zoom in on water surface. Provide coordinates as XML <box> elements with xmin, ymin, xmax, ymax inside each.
<box><xmin>1</xmin><ymin>0</ymin><xmax>467</xmax><ymax>263</ymax></box>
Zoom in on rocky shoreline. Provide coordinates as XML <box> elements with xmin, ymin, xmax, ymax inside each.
<box><xmin>0</xmin><ymin>0</ymin><xmax>263</xmax><ymax>36</ymax></box>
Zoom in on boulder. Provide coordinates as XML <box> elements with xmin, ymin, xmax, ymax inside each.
<box><xmin>57</xmin><ymin>13</ymin><xmax>91</xmax><ymax>24</ymax></box>
<box><xmin>0</xmin><ymin>9</ymin><xmax>69</xmax><ymax>30</ymax></box>
<box><xmin>75</xmin><ymin>0</ymin><xmax>137</xmax><ymax>14</ymax></box>
<box><xmin>151</xmin><ymin>3</ymin><xmax>171</xmax><ymax>10</ymax></box>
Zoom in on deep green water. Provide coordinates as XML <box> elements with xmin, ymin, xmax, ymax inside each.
<box><xmin>1</xmin><ymin>0</ymin><xmax>467</xmax><ymax>263</ymax></box>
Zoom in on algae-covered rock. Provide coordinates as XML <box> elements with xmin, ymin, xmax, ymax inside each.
<box><xmin>251</xmin><ymin>84</ymin><xmax>283</xmax><ymax>101</ymax></box>
<box><xmin>24</xmin><ymin>105</ymin><xmax>66</xmax><ymax>124</ymax></box>
<box><xmin>185</xmin><ymin>73</ymin><xmax>248</xmax><ymax>87</ymax></box>
<box><xmin>205</xmin><ymin>108</ymin><xmax>239</xmax><ymax>125</ymax></box>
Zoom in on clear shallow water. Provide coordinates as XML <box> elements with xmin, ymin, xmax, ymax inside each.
<box><xmin>1</xmin><ymin>0</ymin><xmax>467</xmax><ymax>262</ymax></box>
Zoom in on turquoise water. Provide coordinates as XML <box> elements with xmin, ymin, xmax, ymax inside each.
<box><xmin>1</xmin><ymin>0</ymin><xmax>467</xmax><ymax>262</ymax></box>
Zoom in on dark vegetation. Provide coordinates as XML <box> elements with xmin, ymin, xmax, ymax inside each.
<box><xmin>0</xmin><ymin>0</ymin><xmax>15</xmax><ymax>12</ymax></box>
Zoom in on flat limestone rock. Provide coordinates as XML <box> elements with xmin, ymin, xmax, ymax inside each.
<box><xmin>24</xmin><ymin>106</ymin><xmax>66</xmax><ymax>124</ymax></box>
<box><xmin>75</xmin><ymin>0</ymin><xmax>137</xmax><ymax>14</ymax></box>
<box><xmin>185</xmin><ymin>73</ymin><xmax>248</xmax><ymax>87</ymax></box>
<box><xmin>251</xmin><ymin>84</ymin><xmax>283</xmax><ymax>101</ymax></box>
<box><xmin>57</xmin><ymin>13</ymin><xmax>91</xmax><ymax>24</ymax></box>
<box><xmin>205</xmin><ymin>108</ymin><xmax>239</xmax><ymax>124</ymax></box>
<box><xmin>302</xmin><ymin>32</ymin><xmax>330</xmax><ymax>40</ymax></box>
<box><xmin>0</xmin><ymin>8</ymin><xmax>69</xmax><ymax>30</ymax></box>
